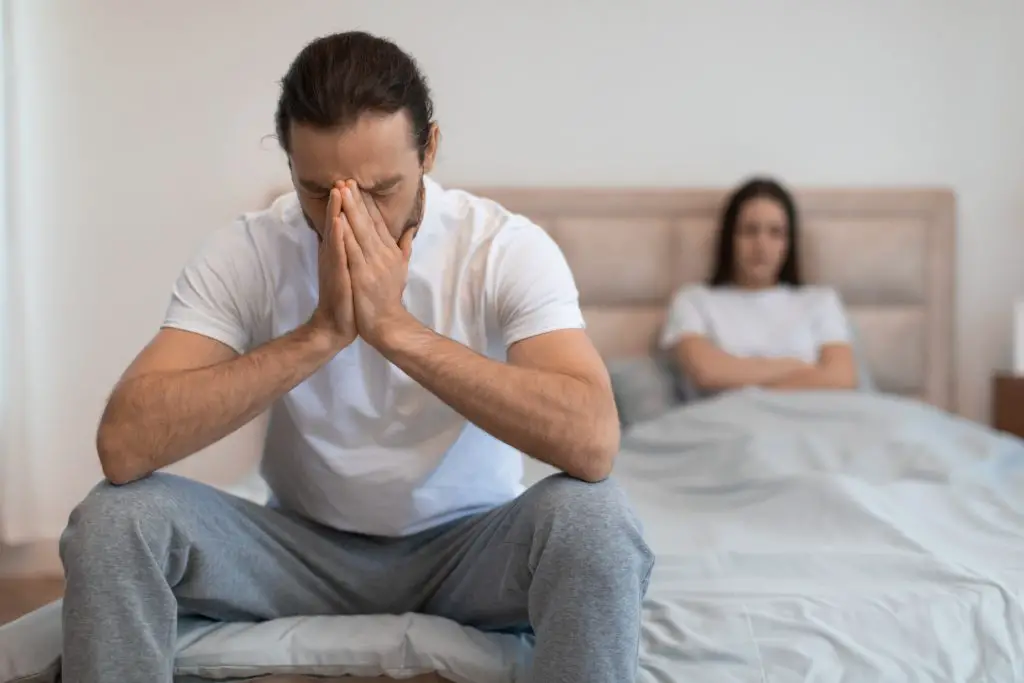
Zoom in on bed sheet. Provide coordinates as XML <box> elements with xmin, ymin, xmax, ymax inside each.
<box><xmin>621</xmin><ymin>388</ymin><xmax>1024</xmax><ymax>682</ymax></box>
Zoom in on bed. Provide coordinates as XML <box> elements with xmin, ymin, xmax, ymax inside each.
<box><xmin>471</xmin><ymin>187</ymin><xmax>1024</xmax><ymax>683</ymax></box>
<box><xmin>13</xmin><ymin>185</ymin><xmax>1024</xmax><ymax>683</ymax></box>
<box><xmin>480</xmin><ymin>185</ymin><xmax>1024</xmax><ymax>682</ymax></box>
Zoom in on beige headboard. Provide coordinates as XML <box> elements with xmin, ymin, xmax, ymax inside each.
<box><xmin>469</xmin><ymin>187</ymin><xmax>957</xmax><ymax>413</ymax></box>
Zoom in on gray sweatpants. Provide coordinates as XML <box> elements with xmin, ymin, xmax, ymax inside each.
<box><xmin>58</xmin><ymin>472</ymin><xmax>654</xmax><ymax>683</ymax></box>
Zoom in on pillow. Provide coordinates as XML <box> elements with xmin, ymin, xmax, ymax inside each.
<box><xmin>0</xmin><ymin>600</ymin><xmax>61</xmax><ymax>683</ymax></box>
<box><xmin>174</xmin><ymin>613</ymin><xmax>530</xmax><ymax>683</ymax></box>
<box><xmin>0</xmin><ymin>600</ymin><xmax>531</xmax><ymax>683</ymax></box>
<box><xmin>606</xmin><ymin>355</ymin><xmax>682</xmax><ymax>426</ymax></box>
<box><xmin>849</xmin><ymin>320</ymin><xmax>877</xmax><ymax>392</ymax></box>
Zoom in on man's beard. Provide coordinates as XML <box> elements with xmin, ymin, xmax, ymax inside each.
<box><xmin>303</xmin><ymin>174</ymin><xmax>426</xmax><ymax>243</ymax></box>
<box><xmin>402</xmin><ymin>173</ymin><xmax>427</xmax><ymax>235</ymax></box>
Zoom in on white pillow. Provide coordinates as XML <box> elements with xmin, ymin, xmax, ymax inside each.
<box><xmin>0</xmin><ymin>600</ymin><xmax>532</xmax><ymax>683</ymax></box>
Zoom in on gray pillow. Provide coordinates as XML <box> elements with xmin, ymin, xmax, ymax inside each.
<box><xmin>606</xmin><ymin>355</ymin><xmax>682</xmax><ymax>427</ymax></box>
<box><xmin>849</xmin><ymin>321</ymin><xmax>877</xmax><ymax>392</ymax></box>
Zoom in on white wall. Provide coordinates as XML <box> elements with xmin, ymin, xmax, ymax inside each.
<box><xmin>4</xmin><ymin>0</ymin><xmax>1023</xmax><ymax>541</ymax></box>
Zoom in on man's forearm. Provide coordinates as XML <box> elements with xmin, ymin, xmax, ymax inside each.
<box><xmin>98</xmin><ymin>323</ymin><xmax>342</xmax><ymax>484</ymax></box>
<box><xmin>377</xmin><ymin>322</ymin><xmax>619</xmax><ymax>482</ymax></box>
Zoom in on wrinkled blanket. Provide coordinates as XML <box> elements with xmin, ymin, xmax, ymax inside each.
<box><xmin>618</xmin><ymin>389</ymin><xmax>1024</xmax><ymax>682</ymax></box>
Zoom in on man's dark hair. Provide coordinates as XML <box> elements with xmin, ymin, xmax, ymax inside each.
<box><xmin>708</xmin><ymin>176</ymin><xmax>803</xmax><ymax>287</ymax></box>
<box><xmin>275</xmin><ymin>31</ymin><xmax>434</xmax><ymax>161</ymax></box>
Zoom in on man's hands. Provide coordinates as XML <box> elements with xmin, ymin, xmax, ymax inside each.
<box><xmin>308</xmin><ymin>185</ymin><xmax>358</xmax><ymax>350</ymax></box>
<box><xmin>339</xmin><ymin>180</ymin><xmax>419</xmax><ymax>348</ymax></box>
<box><xmin>308</xmin><ymin>180</ymin><xmax>419</xmax><ymax>350</ymax></box>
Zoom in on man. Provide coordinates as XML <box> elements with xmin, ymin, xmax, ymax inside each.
<box><xmin>59</xmin><ymin>31</ymin><xmax>653</xmax><ymax>683</ymax></box>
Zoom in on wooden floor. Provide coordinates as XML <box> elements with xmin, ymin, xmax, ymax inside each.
<box><xmin>0</xmin><ymin>576</ymin><xmax>64</xmax><ymax>625</ymax></box>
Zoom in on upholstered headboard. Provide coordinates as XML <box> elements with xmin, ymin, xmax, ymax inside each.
<box><xmin>469</xmin><ymin>187</ymin><xmax>957</xmax><ymax>413</ymax></box>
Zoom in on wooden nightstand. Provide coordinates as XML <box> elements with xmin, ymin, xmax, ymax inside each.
<box><xmin>993</xmin><ymin>373</ymin><xmax>1024</xmax><ymax>439</ymax></box>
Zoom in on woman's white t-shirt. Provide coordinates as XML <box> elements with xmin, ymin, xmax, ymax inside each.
<box><xmin>659</xmin><ymin>284</ymin><xmax>852</xmax><ymax>363</ymax></box>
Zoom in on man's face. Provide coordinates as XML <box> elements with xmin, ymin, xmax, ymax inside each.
<box><xmin>288</xmin><ymin>111</ymin><xmax>437</xmax><ymax>241</ymax></box>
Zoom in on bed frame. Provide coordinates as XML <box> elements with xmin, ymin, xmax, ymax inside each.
<box><xmin>472</xmin><ymin>185</ymin><xmax>958</xmax><ymax>412</ymax></box>
<box><xmin>251</xmin><ymin>185</ymin><xmax>957</xmax><ymax>683</ymax></box>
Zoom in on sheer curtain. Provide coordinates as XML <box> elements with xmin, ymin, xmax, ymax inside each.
<box><xmin>0</xmin><ymin>0</ymin><xmax>10</xmax><ymax>542</ymax></box>
<box><xmin>0</xmin><ymin>0</ymin><xmax>9</xmax><ymax>542</ymax></box>
<box><xmin>0</xmin><ymin>0</ymin><xmax>35</xmax><ymax>545</ymax></box>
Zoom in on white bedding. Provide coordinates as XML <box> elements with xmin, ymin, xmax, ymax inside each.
<box><xmin>623</xmin><ymin>388</ymin><xmax>1024</xmax><ymax>682</ymax></box>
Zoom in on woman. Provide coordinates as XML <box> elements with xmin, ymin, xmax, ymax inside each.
<box><xmin>660</xmin><ymin>176</ymin><xmax>859</xmax><ymax>395</ymax></box>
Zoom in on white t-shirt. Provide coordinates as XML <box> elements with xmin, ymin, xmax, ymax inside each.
<box><xmin>659</xmin><ymin>284</ymin><xmax>851</xmax><ymax>363</ymax></box>
<box><xmin>162</xmin><ymin>177</ymin><xmax>585</xmax><ymax>536</ymax></box>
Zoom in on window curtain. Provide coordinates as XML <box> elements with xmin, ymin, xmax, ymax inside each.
<box><xmin>0</xmin><ymin>0</ymin><xmax>36</xmax><ymax>545</ymax></box>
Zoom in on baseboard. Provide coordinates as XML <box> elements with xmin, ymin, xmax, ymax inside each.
<box><xmin>0</xmin><ymin>539</ymin><xmax>62</xmax><ymax>577</ymax></box>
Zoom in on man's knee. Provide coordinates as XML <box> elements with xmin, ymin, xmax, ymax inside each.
<box><xmin>524</xmin><ymin>474</ymin><xmax>653</xmax><ymax>570</ymax></box>
<box><xmin>59</xmin><ymin>473</ymin><xmax>185</xmax><ymax>570</ymax></box>
<box><xmin>527</xmin><ymin>473</ymin><xmax>631</xmax><ymax>522</ymax></box>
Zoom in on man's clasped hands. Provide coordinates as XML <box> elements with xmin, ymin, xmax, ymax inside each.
<box><xmin>308</xmin><ymin>179</ymin><xmax>419</xmax><ymax>353</ymax></box>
